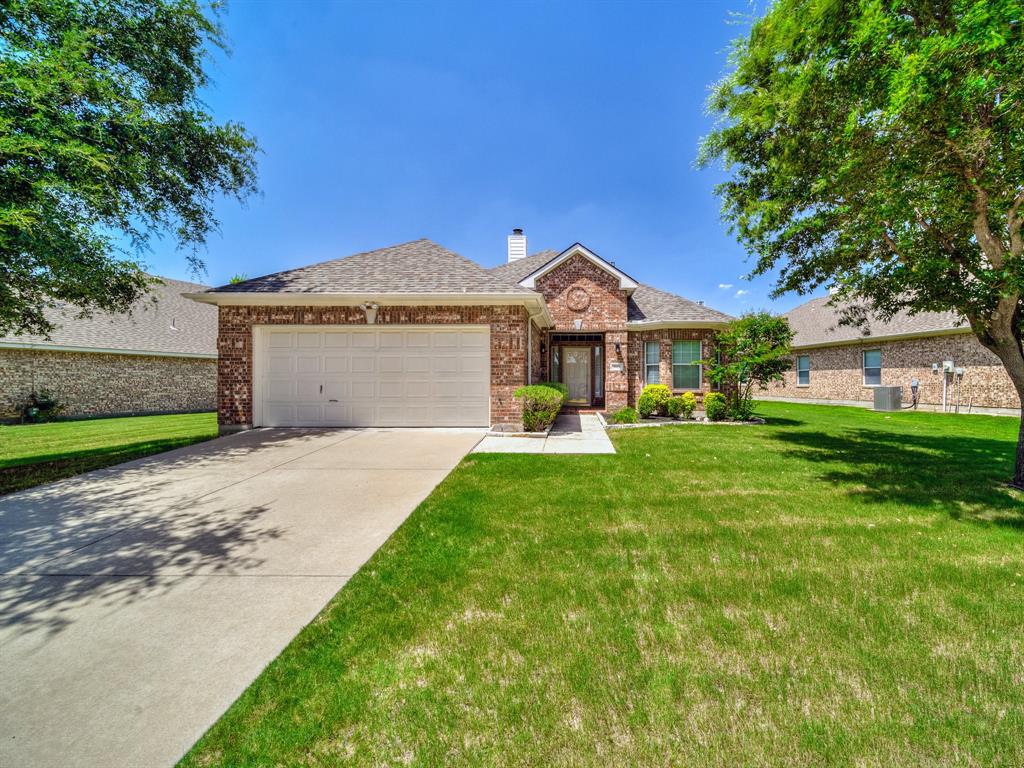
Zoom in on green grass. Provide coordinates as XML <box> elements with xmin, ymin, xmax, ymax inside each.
<box><xmin>0</xmin><ymin>412</ymin><xmax>218</xmax><ymax>494</ymax></box>
<box><xmin>180</xmin><ymin>402</ymin><xmax>1024</xmax><ymax>767</ymax></box>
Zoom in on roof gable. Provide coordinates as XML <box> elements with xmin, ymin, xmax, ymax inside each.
<box><xmin>516</xmin><ymin>243</ymin><xmax>639</xmax><ymax>291</ymax></box>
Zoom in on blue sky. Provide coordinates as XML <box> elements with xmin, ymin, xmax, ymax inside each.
<box><xmin>144</xmin><ymin>0</ymin><xmax>811</xmax><ymax>315</ymax></box>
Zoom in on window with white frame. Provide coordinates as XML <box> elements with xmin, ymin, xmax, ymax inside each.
<box><xmin>796</xmin><ymin>354</ymin><xmax>810</xmax><ymax>386</ymax></box>
<box><xmin>645</xmin><ymin>341</ymin><xmax>660</xmax><ymax>385</ymax></box>
<box><xmin>863</xmin><ymin>349</ymin><xmax>882</xmax><ymax>386</ymax></box>
<box><xmin>672</xmin><ymin>340</ymin><xmax>701</xmax><ymax>389</ymax></box>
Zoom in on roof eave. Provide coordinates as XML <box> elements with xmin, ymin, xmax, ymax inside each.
<box><xmin>626</xmin><ymin>320</ymin><xmax>733</xmax><ymax>331</ymax></box>
<box><xmin>184</xmin><ymin>291</ymin><xmax>555</xmax><ymax>328</ymax></box>
<box><xmin>791</xmin><ymin>325</ymin><xmax>973</xmax><ymax>350</ymax></box>
<box><xmin>0</xmin><ymin>340</ymin><xmax>216</xmax><ymax>359</ymax></box>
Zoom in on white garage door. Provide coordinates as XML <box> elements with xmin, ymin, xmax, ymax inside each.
<box><xmin>256</xmin><ymin>326</ymin><xmax>490</xmax><ymax>427</ymax></box>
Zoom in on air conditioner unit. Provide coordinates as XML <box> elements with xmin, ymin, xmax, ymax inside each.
<box><xmin>873</xmin><ymin>386</ymin><xmax>903</xmax><ymax>412</ymax></box>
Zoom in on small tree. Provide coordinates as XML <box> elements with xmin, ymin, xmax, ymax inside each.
<box><xmin>704</xmin><ymin>312</ymin><xmax>794</xmax><ymax>420</ymax></box>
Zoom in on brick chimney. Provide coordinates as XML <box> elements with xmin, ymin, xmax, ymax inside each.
<box><xmin>507</xmin><ymin>228</ymin><xmax>527</xmax><ymax>263</ymax></box>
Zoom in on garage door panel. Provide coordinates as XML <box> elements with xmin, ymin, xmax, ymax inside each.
<box><xmin>324</xmin><ymin>356</ymin><xmax>349</xmax><ymax>374</ymax></box>
<box><xmin>296</xmin><ymin>356</ymin><xmax>321</xmax><ymax>374</ymax></box>
<box><xmin>351</xmin><ymin>356</ymin><xmax>376</xmax><ymax>374</ymax></box>
<box><xmin>259</xmin><ymin>327</ymin><xmax>490</xmax><ymax>427</ymax></box>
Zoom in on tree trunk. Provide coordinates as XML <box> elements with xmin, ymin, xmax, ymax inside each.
<box><xmin>978</xmin><ymin>329</ymin><xmax>1024</xmax><ymax>489</ymax></box>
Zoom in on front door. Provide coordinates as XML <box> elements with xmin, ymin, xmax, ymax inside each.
<box><xmin>564</xmin><ymin>346</ymin><xmax>591</xmax><ymax>405</ymax></box>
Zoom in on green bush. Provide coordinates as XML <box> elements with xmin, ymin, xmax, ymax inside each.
<box><xmin>636</xmin><ymin>384</ymin><xmax>672</xmax><ymax>418</ymax></box>
<box><xmin>539</xmin><ymin>381</ymin><xmax>568</xmax><ymax>398</ymax></box>
<box><xmin>609</xmin><ymin>406</ymin><xmax>639</xmax><ymax>424</ymax></box>
<box><xmin>666</xmin><ymin>391</ymin><xmax>697</xmax><ymax>419</ymax></box>
<box><xmin>704</xmin><ymin>391</ymin><xmax>728</xmax><ymax>421</ymax></box>
<box><xmin>513</xmin><ymin>384</ymin><xmax>567</xmax><ymax>432</ymax></box>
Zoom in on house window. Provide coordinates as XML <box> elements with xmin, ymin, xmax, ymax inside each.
<box><xmin>863</xmin><ymin>349</ymin><xmax>882</xmax><ymax>386</ymax></box>
<box><xmin>796</xmin><ymin>354</ymin><xmax>810</xmax><ymax>386</ymax></box>
<box><xmin>551</xmin><ymin>346</ymin><xmax>560</xmax><ymax>382</ymax></box>
<box><xmin>672</xmin><ymin>340</ymin><xmax>701</xmax><ymax>389</ymax></box>
<box><xmin>645</xmin><ymin>341</ymin><xmax>660</xmax><ymax>385</ymax></box>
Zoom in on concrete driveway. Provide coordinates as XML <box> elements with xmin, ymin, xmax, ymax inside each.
<box><xmin>0</xmin><ymin>427</ymin><xmax>483</xmax><ymax>768</ymax></box>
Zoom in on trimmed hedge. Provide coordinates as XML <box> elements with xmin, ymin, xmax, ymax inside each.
<box><xmin>666</xmin><ymin>391</ymin><xmax>697</xmax><ymax>419</ymax></box>
<box><xmin>513</xmin><ymin>384</ymin><xmax>567</xmax><ymax>432</ymax></box>
<box><xmin>637</xmin><ymin>384</ymin><xmax>672</xmax><ymax>418</ymax></box>
<box><xmin>704</xmin><ymin>391</ymin><xmax>728</xmax><ymax>421</ymax></box>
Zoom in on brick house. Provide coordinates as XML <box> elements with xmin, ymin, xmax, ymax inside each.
<box><xmin>763</xmin><ymin>296</ymin><xmax>1021</xmax><ymax>415</ymax></box>
<box><xmin>189</xmin><ymin>233</ymin><xmax>732</xmax><ymax>433</ymax></box>
<box><xmin>0</xmin><ymin>277</ymin><xmax>217</xmax><ymax>420</ymax></box>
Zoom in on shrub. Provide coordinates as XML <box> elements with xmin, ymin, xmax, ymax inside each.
<box><xmin>666</xmin><ymin>391</ymin><xmax>697</xmax><ymax>419</ymax></box>
<box><xmin>513</xmin><ymin>384</ymin><xmax>567</xmax><ymax>432</ymax></box>
<box><xmin>610</xmin><ymin>406</ymin><xmax>639</xmax><ymax>424</ymax></box>
<box><xmin>22</xmin><ymin>389</ymin><xmax>65</xmax><ymax>423</ymax></box>
<box><xmin>539</xmin><ymin>381</ymin><xmax>568</xmax><ymax>398</ymax></box>
<box><xmin>636</xmin><ymin>384</ymin><xmax>672</xmax><ymax>418</ymax></box>
<box><xmin>704</xmin><ymin>391</ymin><xmax>728</xmax><ymax>421</ymax></box>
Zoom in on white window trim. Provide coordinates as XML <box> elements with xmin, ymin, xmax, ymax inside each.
<box><xmin>862</xmin><ymin>348</ymin><xmax>882</xmax><ymax>387</ymax></box>
<box><xmin>671</xmin><ymin>340</ymin><xmax>702</xmax><ymax>391</ymax></box>
<box><xmin>796</xmin><ymin>354</ymin><xmax>811</xmax><ymax>387</ymax></box>
<box><xmin>645</xmin><ymin>341</ymin><xmax>660</xmax><ymax>385</ymax></box>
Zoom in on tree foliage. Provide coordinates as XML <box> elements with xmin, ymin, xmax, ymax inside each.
<box><xmin>705</xmin><ymin>312</ymin><xmax>795</xmax><ymax>419</ymax></box>
<box><xmin>702</xmin><ymin>0</ymin><xmax>1024</xmax><ymax>485</ymax></box>
<box><xmin>0</xmin><ymin>0</ymin><xmax>258</xmax><ymax>336</ymax></box>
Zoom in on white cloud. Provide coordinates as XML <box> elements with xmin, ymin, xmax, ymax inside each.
<box><xmin>717</xmin><ymin>283</ymin><xmax>733</xmax><ymax>290</ymax></box>
<box><xmin>735</xmin><ymin>289</ymin><xmax>750</xmax><ymax>297</ymax></box>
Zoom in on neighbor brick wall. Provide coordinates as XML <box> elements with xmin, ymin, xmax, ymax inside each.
<box><xmin>0</xmin><ymin>348</ymin><xmax>215</xmax><ymax>420</ymax></box>
<box><xmin>217</xmin><ymin>304</ymin><xmax>530</xmax><ymax>428</ymax></box>
<box><xmin>766</xmin><ymin>332</ymin><xmax>1021</xmax><ymax>410</ymax></box>
<box><xmin>627</xmin><ymin>329</ymin><xmax>718</xmax><ymax>405</ymax></box>
<box><xmin>535</xmin><ymin>253</ymin><xmax>630</xmax><ymax>408</ymax></box>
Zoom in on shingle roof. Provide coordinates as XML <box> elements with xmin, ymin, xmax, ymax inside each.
<box><xmin>627</xmin><ymin>284</ymin><xmax>734</xmax><ymax>325</ymax></box>
<box><xmin>785</xmin><ymin>295</ymin><xmax>967</xmax><ymax>348</ymax></box>
<box><xmin>487</xmin><ymin>250</ymin><xmax>560</xmax><ymax>283</ymax></box>
<box><xmin>0</xmin><ymin>276</ymin><xmax>216</xmax><ymax>357</ymax></box>
<box><xmin>210</xmin><ymin>239</ymin><xmax>535</xmax><ymax>295</ymax></box>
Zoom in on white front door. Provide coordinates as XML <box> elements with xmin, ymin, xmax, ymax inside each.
<box><xmin>564</xmin><ymin>346</ymin><xmax>591</xmax><ymax>405</ymax></box>
<box><xmin>256</xmin><ymin>326</ymin><xmax>490</xmax><ymax>427</ymax></box>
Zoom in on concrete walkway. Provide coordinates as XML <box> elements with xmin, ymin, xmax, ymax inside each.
<box><xmin>473</xmin><ymin>413</ymin><xmax>615</xmax><ymax>454</ymax></box>
<box><xmin>0</xmin><ymin>427</ymin><xmax>483</xmax><ymax>768</ymax></box>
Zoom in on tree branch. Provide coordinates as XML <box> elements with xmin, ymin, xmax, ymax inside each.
<box><xmin>1009</xmin><ymin>187</ymin><xmax>1024</xmax><ymax>258</ymax></box>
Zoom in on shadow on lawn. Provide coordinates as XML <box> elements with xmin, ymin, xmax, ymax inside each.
<box><xmin>771</xmin><ymin>427</ymin><xmax>1024</xmax><ymax>526</ymax></box>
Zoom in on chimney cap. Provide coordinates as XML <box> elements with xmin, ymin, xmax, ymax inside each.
<box><xmin>512</xmin><ymin>227</ymin><xmax>523</xmax><ymax>235</ymax></box>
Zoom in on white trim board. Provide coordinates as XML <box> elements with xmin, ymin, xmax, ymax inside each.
<box><xmin>517</xmin><ymin>243</ymin><xmax>639</xmax><ymax>292</ymax></box>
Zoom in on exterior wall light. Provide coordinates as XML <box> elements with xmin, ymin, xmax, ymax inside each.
<box><xmin>361</xmin><ymin>302</ymin><xmax>379</xmax><ymax>324</ymax></box>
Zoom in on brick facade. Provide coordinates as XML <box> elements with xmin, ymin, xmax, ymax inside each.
<box><xmin>765</xmin><ymin>332</ymin><xmax>1021</xmax><ymax>412</ymax></box>
<box><xmin>534</xmin><ymin>254</ymin><xmax>632</xmax><ymax>409</ymax></box>
<box><xmin>627</xmin><ymin>328</ymin><xmax>719</xmax><ymax>403</ymax></box>
<box><xmin>216</xmin><ymin>304</ymin><xmax>530</xmax><ymax>429</ymax></box>
<box><xmin>0</xmin><ymin>348</ymin><xmax>215</xmax><ymax>420</ymax></box>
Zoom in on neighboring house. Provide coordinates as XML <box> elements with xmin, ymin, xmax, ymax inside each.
<box><xmin>763</xmin><ymin>296</ymin><xmax>1021</xmax><ymax>415</ymax></box>
<box><xmin>188</xmin><ymin>231</ymin><xmax>733</xmax><ymax>432</ymax></box>
<box><xmin>0</xmin><ymin>277</ymin><xmax>218</xmax><ymax>420</ymax></box>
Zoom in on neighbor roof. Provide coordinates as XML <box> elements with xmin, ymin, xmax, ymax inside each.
<box><xmin>487</xmin><ymin>251</ymin><xmax>732</xmax><ymax>326</ymax></box>
<box><xmin>209</xmin><ymin>239</ymin><xmax>535</xmax><ymax>295</ymax></box>
<box><xmin>0</xmin><ymin>276</ymin><xmax>217</xmax><ymax>358</ymax></box>
<box><xmin>785</xmin><ymin>296</ymin><xmax>967</xmax><ymax>348</ymax></box>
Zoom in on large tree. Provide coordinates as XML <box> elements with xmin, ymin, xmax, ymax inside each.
<box><xmin>0</xmin><ymin>0</ymin><xmax>258</xmax><ymax>336</ymax></box>
<box><xmin>701</xmin><ymin>0</ymin><xmax>1024</xmax><ymax>487</ymax></box>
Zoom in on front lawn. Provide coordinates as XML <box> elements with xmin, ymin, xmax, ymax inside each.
<box><xmin>0</xmin><ymin>412</ymin><xmax>218</xmax><ymax>494</ymax></box>
<box><xmin>180</xmin><ymin>402</ymin><xmax>1023</xmax><ymax>767</ymax></box>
